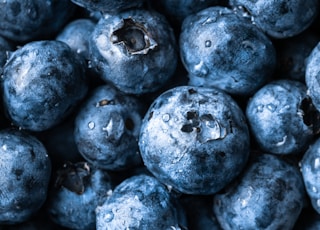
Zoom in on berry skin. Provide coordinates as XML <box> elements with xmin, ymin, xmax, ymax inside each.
<box><xmin>1</xmin><ymin>40</ymin><xmax>88</xmax><ymax>132</ymax></box>
<box><xmin>0</xmin><ymin>36</ymin><xmax>14</xmax><ymax>75</ymax></box>
<box><xmin>96</xmin><ymin>174</ymin><xmax>183</xmax><ymax>230</ymax></box>
<box><xmin>300</xmin><ymin>138</ymin><xmax>320</xmax><ymax>215</ymax></box>
<box><xmin>246</xmin><ymin>79</ymin><xmax>317</xmax><ymax>155</ymax></box>
<box><xmin>56</xmin><ymin>18</ymin><xmax>96</xmax><ymax>61</ymax></box>
<box><xmin>180</xmin><ymin>6</ymin><xmax>276</xmax><ymax>96</ymax></box>
<box><xmin>0</xmin><ymin>0</ymin><xmax>75</xmax><ymax>43</ymax></box>
<box><xmin>139</xmin><ymin>85</ymin><xmax>250</xmax><ymax>195</ymax></box>
<box><xmin>74</xmin><ymin>84</ymin><xmax>144</xmax><ymax>171</ymax></box>
<box><xmin>46</xmin><ymin>162</ymin><xmax>113</xmax><ymax>230</ymax></box>
<box><xmin>214</xmin><ymin>153</ymin><xmax>306</xmax><ymax>230</ymax></box>
<box><xmin>0</xmin><ymin>128</ymin><xmax>51</xmax><ymax>225</ymax></box>
<box><xmin>306</xmin><ymin>42</ymin><xmax>320</xmax><ymax>112</ymax></box>
<box><xmin>89</xmin><ymin>9</ymin><xmax>178</xmax><ymax>95</ymax></box>
<box><xmin>229</xmin><ymin>0</ymin><xmax>319</xmax><ymax>39</ymax></box>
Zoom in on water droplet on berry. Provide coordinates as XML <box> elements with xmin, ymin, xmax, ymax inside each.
<box><xmin>312</xmin><ymin>186</ymin><xmax>318</xmax><ymax>193</ymax></box>
<box><xmin>162</xmin><ymin>113</ymin><xmax>170</xmax><ymax>122</ymax></box>
<box><xmin>104</xmin><ymin>211</ymin><xmax>114</xmax><ymax>222</ymax></box>
<box><xmin>267</xmin><ymin>103</ymin><xmax>276</xmax><ymax>112</ymax></box>
<box><xmin>256</xmin><ymin>105</ymin><xmax>264</xmax><ymax>112</ymax></box>
<box><xmin>205</xmin><ymin>40</ymin><xmax>211</xmax><ymax>48</ymax></box>
<box><xmin>317</xmin><ymin>199</ymin><xmax>320</xmax><ymax>207</ymax></box>
<box><xmin>88</xmin><ymin>121</ymin><xmax>95</xmax><ymax>130</ymax></box>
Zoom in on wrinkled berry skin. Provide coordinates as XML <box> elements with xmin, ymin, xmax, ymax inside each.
<box><xmin>71</xmin><ymin>0</ymin><xmax>145</xmax><ymax>14</ymax></box>
<box><xmin>47</xmin><ymin>162</ymin><xmax>113</xmax><ymax>230</ymax></box>
<box><xmin>89</xmin><ymin>9</ymin><xmax>177</xmax><ymax>95</ymax></box>
<box><xmin>139</xmin><ymin>86</ymin><xmax>250</xmax><ymax>195</ymax></box>
<box><xmin>96</xmin><ymin>174</ymin><xmax>182</xmax><ymax>230</ymax></box>
<box><xmin>300</xmin><ymin>138</ymin><xmax>320</xmax><ymax>215</ymax></box>
<box><xmin>246</xmin><ymin>80</ymin><xmax>316</xmax><ymax>155</ymax></box>
<box><xmin>0</xmin><ymin>128</ymin><xmax>51</xmax><ymax>225</ymax></box>
<box><xmin>56</xmin><ymin>19</ymin><xmax>96</xmax><ymax>61</ymax></box>
<box><xmin>1</xmin><ymin>40</ymin><xmax>88</xmax><ymax>132</ymax></box>
<box><xmin>180</xmin><ymin>7</ymin><xmax>276</xmax><ymax>96</ymax></box>
<box><xmin>74</xmin><ymin>84</ymin><xmax>144</xmax><ymax>171</ymax></box>
<box><xmin>214</xmin><ymin>153</ymin><xmax>306</xmax><ymax>230</ymax></box>
<box><xmin>306</xmin><ymin>42</ymin><xmax>320</xmax><ymax>112</ymax></box>
<box><xmin>0</xmin><ymin>0</ymin><xmax>75</xmax><ymax>43</ymax></box>
<box><xmin>229</xmin><ymin>0</ymin><xmax>319</xmax><ymax>39</ymax></box>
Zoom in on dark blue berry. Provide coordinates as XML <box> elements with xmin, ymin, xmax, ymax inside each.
<box><xmin>96</xmin><ymin>174</ymin><xmax>183</xmax><ymax>229</ymax></box>
<box><xmin>214</xmin><ymin>153</ymin><xmax>306</xmax><ymax>230</ymax></box>
<box><xmin>0</xmin><ymin>128</ymin><xmax>51</xmax><ymax>225</ymax></box>
<box><xmin>229</xmin><ymin>0</ymin><xmax>319</xmax><ymax>39</ymax></box>
<box><xmin>46</xmin><ymin>162</ymin><xmax>113</xmax><ymax>230</ymax></box>
<box><xmin>246</xmin><ymin>79</ymin><xmax>317</xmax><ymax>155</ymax></box>
<box><xmin>0</xmin><ymin>0</ymin><xmax>76</xmax><ymax>43</ymax></box>
<box><xmin>74</xmin><ymin>84</ymin><xmax>144</xmax><ymax>171</ymax></box>
<box><xmin>1</xmin><ymin>40</ymin><xmax>88</xmax><ymax>132</ymax></box>
<box><xmin>180</xmin><ymin>6</ymin><xmax>276</xmax><ymax>96</ymax></box>
<box><xmin>89</xmin><ymin>9</ymin><xmax>178</xmax><ymax>95</ymax></box>
<box><xmin>139</xmin><ymin>86</ymin><xmax>250</xmax><ymax>195</ymax></box>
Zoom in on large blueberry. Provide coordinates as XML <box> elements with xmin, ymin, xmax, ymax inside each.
<box><xmin>89</xmin><ymin>9</ymin><xmax>178</xmax><ymax>95</ymax></box>
<box><xmin>71</xmin><ymin>0</ymin><xmax>145</xmax><ymax>14</ymax></box>
<box><xmin>1</xmin><ymin>40</ymin><xmax>88</xmax><ymax>132</ymax></box>
<box><xmin>0</xmin><ymin>0</ymin><xmax>75</xmax><ymax>43</ymax></box>
<box><xmin>300</xmin><ymin>137</ymin><xmax>320</xmax><ymax>215</ymax></box>
<box><xmin>46</xmin><ymin>162</ymin><xmax>113</xmax><ymax>230</ymax></box>
<box><xmin>74</xmin><ymin>84</ymin><xmax>144</xmax><ymax>171</ymax></box>
<box><xmin>214</xmin><ymin>153</ymin><xmax>306</xmax><ymax>230</ymax></box>
<box><xmin>180</xmin><ymin>6</ymin><xmax>276</xmax><ymax>96</ymax></box>
<box><xmin>246</xmin><ymin>79</ymin><xmax>317</xmax><ymax>155</ymax></box>
<box><xmin>0</xmin><ymin>128</ymin><xmax>51</xmax><ymax>225</ymax></box>
<box><xmin>306</xmin><ymin>42</ymin><xmax>320</xmax><ymax>112</ymax></box>
<box><xmin>229</xmin><ymin>0</ymin><xmax>319</xmax><ymax>39</ymax></box>
<box><xmin>96</xmin><ymin>174</ymin><xmax>183</xmax><ymax>229</ymax></box>
<box><xmin>139</xmin><ymin>85</ymin><xmax>250</xmax><ymax>195</ymax></box>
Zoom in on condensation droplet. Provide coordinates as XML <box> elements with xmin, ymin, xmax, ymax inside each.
<box><xmin>104</xmin><ymin>211</ymin><xmax>114</xmax><ymax>222</ymax></box>
<box><xmin>317</xmin><ymin>199</ymin><xmax>320</xmax><ymax>207</ymax></box>
<box><xmin>256</xmin><ymin>105</ymin><xmax>264</xmax><ymax>112</ymax></box>
<box><xmin>88</xmin><ymin>121</ymin><xmax>95</xmax><ymax>130</ymax></box>
<box><xmin>312</xmin><ymin>186</ymin><xmax>318</xmax><ymax>193</ymax></box>
<box><xmin>205</xmin><ymin>40</ymin><xmax>211</xmax><ymax>48</ymax></box>
<box><xmin>267</xmin><ymin>104</ymin><xmax>276</xmax><ymax>112</ymax></box>
<box><xmin>162</xmin><ymin>113</ymin><xmax>170</xmax><ymax>122</ymax></box>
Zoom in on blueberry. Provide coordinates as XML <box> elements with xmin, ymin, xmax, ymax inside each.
<box><xmin>56</xmin><ymin>18</ymin><xmax>96</xmax><ymax>61</ymax></box>
<box><xmin>305</xmin><ymin>42</ymin><xmax>320</xmax><ymax>112</ymax></box>
<box><xmin>1</xmin><ymin>40</ymin><xmax>88</xmax><ymax>132</ymax></box>
<box><xmin>96</xmin><ymin>174</ymin><xmax>183</xmax><ymax>229</ymax></box>
<box><xmin>180</xmin><ymin>6</ymin><xmax>276</xmax><ymax>96</ymax></box>
<box><xmin>46</xmin><ymin>162</ymin><xmax>113</xmax><ymax>230</ymax></box>
<box><xmin>0</xmin><ymin>0</ymin><xmax>76</xmax><ymax>43</ymax></box>
<box><xmin>89</xmin><ymin>9</ymin><xmax>178</xmax><ymax>95</ymax></box>
<box><xmin>0</xmin><ymin>128</ymin><xmax>51</xmax><ymax>225</ymax></box>
<box><xmin>246</xmin><ymin>79</ymin><xmax>318</xmax><ymax>155</ymax></box>
<box><xmin>74</xmin><ymin>84</ymin><xmax>144</xmax><ymax>171</ymax></box>
<box><xmin>214</xmin><ymin>153</ymin><xmax>306</xmax><ymax>230</ymax></box>
<box><xmin>70</xmin><ymin>0</ymin><xmax>145</xmax><ymax>14</ymax></box>
<box><xmin>139</xmin><ymin>85</ymin><xmax>250</xmax><ymax>195</ymax></box>
<box><xmin>229</xmin><ymin>0</ymin><xmax>319</xmax><ymax>39</ymax></box>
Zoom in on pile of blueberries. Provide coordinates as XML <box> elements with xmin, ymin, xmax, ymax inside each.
<box><xmin>1</xmin><ymin>0</ymin><xmax>320</xmax><ymax>229</ymax></box>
